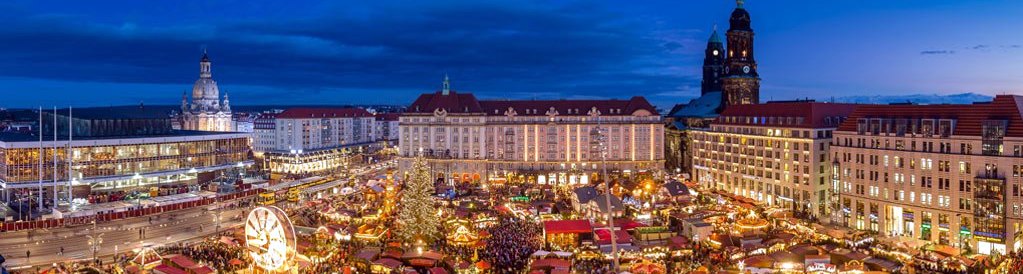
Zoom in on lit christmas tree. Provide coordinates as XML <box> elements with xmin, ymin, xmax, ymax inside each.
<box><xmin>395</xmin><ymin>154</ymin><xmax>440</xmax><ymax>245</ymax></box>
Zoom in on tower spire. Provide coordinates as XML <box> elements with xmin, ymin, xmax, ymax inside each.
<box><xmin>222</xmin><ymin>91</ymin><xmax>231</xmax><ymax>111</ymax></box>
<box><xmin>181</xmin><ymin>91</ymin><xmax>188</xmax><ymax>111</ymax></box>
<box><xmin>708</xmin><ymin>25</ymin><xmax>722</xmax><ymax>44</ymax></box>
<box><xmin>737</xmin><ymin>0</ymin><xmax>744</xmax><ymax>8</ymax></box>
<box><xmin>442</xmin><ymin>74</ymin><xmax>450</xmax><ymax>95</ymax></box>
<box><xmin>200</xmin><ymin>50</ymin><xmax>212</xmax><ymax>79</ymax></box>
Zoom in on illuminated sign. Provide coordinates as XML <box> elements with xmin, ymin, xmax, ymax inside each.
<box><xmin>806</xmin><ymin>263</ymin><xmax>836</xmax><ymax>273</ymax></box>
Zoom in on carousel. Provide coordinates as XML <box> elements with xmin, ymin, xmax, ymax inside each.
<box><xmin>628</xmin><ymin>259</ymin><xmax>667</xmax><ymax>274</ymax></box>
<box><xmin>445</xmin><ymin>219</ymin><xmax>482</xmax><ymax>247</ymax></box>
<box><xmin>131</xmin><ymin>244</ymin><xmax>163</xmax><ymax>269</ymax></box>
<box><xmin>447</xmin><ymin>224</ymin><xmax>481</xmax><ymax>247</ymax></box>
<box><xmin>734</xmin><ymin>211</ymin><xmax>769</xmax><ymax>233</ymax></box>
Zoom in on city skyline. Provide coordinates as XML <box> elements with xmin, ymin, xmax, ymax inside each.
<box><xmin>0</xmin><ymin>0</ymin><xmax>1021</xmax><ymax>109</ymax></box>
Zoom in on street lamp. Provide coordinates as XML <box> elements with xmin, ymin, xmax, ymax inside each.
<box><xmin>87</xmin><ymin>219</ymin><xmax>104</xmax><ymax>263</ymax></box>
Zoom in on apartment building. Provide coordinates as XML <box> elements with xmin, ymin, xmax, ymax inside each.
<box><xmin>692</xmin><ymin>101</ymin><xmax>857</xmax><ymax>220</ymax></box>
<box><xmin>832</xmin><ymin>95</ymin><xmax>1023</xmax><ymax>255</ymax></box>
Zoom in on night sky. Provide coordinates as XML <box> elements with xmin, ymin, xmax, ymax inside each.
<box><xmin>1</xmin><ymin>0</ymin><xmax>1021</xmax><ymax>109</ymax></box>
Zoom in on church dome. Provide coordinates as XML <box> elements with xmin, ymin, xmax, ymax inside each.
<box><xmin>191</xmin><ymin>51</ymin><xmax>220</xmax><ymax>101</ymax></box>
<box><xmin>193</xmin><ymin>78</ymin><xmax>220</xmax><ymax>100</ymax></box>
<box><xmin>729</xmin><ymin>1</ymin><xmax>752</xmax><ymax>31</ymax></box>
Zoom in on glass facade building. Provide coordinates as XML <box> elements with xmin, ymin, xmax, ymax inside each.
<box><xmin>0</xmin><ymin>131</ymin><xmax>252</xmax><ymax>209</ymax></box>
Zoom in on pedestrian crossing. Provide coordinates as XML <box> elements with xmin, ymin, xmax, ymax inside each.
<box><xmin>63</xmin><ymin>251</ymin><xmax>86</xmax><ymax>259</ymax></box>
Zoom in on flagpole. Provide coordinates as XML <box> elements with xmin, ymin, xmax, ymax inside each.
<box><xmin>68</xmin><ymin>106</ymin><xmax>73</xmax><ymax>205</ymax></box>
<box><xmin>38</xmin><ymin>107</ymin><xmax>43</xmax><ymax>212</ymax></box>
<box><xmin>53</xmin><ymin>106</ymin><xmax>58</xmax><ymax>209</ymax></box>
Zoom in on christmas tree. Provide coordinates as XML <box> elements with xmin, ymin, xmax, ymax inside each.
<box><xmin>395</xmin><ymin>155</ymin><xmax>440</xmax><ymax>245</ymax></box>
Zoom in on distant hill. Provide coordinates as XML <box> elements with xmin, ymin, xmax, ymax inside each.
<box><xmin>830</xmin><ymin>92</ymin><xmax>993</xmax><ymax>105</ymax></box>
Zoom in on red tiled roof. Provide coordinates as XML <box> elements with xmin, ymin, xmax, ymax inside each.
<box><xmin>277</xmin><ymin>108</ymin><xmax>373</xmax><ymax>119</ymax></box>
<box><xmin>714</xmin><ymin>101</ymin><xmax>860</xmax><ymax>129</ymax></box>
<box><xmin>543</xmin><ymin>220</ymin><xmax>592</xmax><ymax>234</ymax></box>
<box><xmin>406</xmin><ymin>91</ymin><xmax>658</xmax><ymax>116</ymax></box>
<box><xmin>478</xmin><ymin>96</ymin><xmax>658</xmax><ymax>116</ymax></box>
<box><xmin>408</xmin><ymin>91</ymin><xmax>483</xmax><ymax>114</ymax></box>
<box><xmin>836</xmin><ymin>95</ymin><xmax>1023</xmax><ymax>137</ymax></box>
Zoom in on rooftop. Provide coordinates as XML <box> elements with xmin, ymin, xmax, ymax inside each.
<box><xmin>406</xmin><ymin>90</ymin><xmax>659</xmax><ymax>116</ymax></box>
<box><xmin>543</xmin><ymin>219</ymin><xmax>593</xmax><ymax>234</ymax></box>
<box><xmin>0</xmin><ymin>130</ymin><xmax>244</xmax><ymax>143</ymax></box>
<box><xmin>715</xmin><ymin>101</ymin><xmax>860</xmax><ymax>129</ymax></box>
<box><xmin>837</xmin><ymin>95</ymin><xmax>1023</xmax><ymax>137</ymax></box>
<box><xmin>277</xmin><ymin>107</ymin><xmax>373</xmax><ymax>119</ymax></box>
<box><xmin>667</xmin><ymin>92</ymin><xmax>721</xmax><ymax>119</ymax></box>
<box><xmin>375</xmin><ymin>112</ymin><xmax>401</xmax><ymax>121</ymax></box>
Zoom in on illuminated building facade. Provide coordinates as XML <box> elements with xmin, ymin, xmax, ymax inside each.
<box><xmin>0</xmin><ymin>130</ymin><xmax>251</xmax><ymax>210</ymax></box>
<box><xmin>692</xmin><ymin>101</ymin><xmax>856</xmax><ymax>220</ymax></box>
<box><xmin>257</xmin><ymin>108</ymin><xmax>376</xmax><ymax>176</ymax></box>
<box><xmin>180</xmin><ymin>51</ymin><xmax>234</xmax><ymax>132</ymax></box>
<box><xmin>399</xmin><ymin>77</ymin><xmax>663</xmax><ymax>185</ymax></box>
<box><xmin>832</xmin><ymin>95</ymin><xmax>1023</xmax><ymax>255</ymax></box>
<box><xmin>375</xmin><ymin>113</ymin><xmax>400</xmax><ymax>145</ymax></box>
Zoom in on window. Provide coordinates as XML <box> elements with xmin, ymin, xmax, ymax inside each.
<box><xmin>982</xmin><ymin>120</ymin><xmax>1007</xmax><ymax>156</ymax></box>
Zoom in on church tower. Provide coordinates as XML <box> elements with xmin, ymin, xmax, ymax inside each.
<box><xmin>701</xmin><ymin>26</ymin><xmax>725</xmax><ymax>95</ymax></box>
<box><xmin>721</xmin><ymin>0</ymin><xmax>760</xmax><ymax>106</ymax></box>
<box><xmin>180</xmin><ymin>50</ymin><xmax>234</xmax><ymax>132</ymax></box>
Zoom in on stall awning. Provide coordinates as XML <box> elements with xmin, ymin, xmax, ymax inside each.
<box><xmin>543</xmin><ymin>220</ymin><xmax>592</xmax><ymax>234</ymax></box>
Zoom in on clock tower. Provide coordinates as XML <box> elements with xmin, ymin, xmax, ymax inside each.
<box><xmin>702</xmin><ymin>25</ymin><xmax>725</xmax><ymax>95</ymax></box>
<box><xmin>721</xmin><ymin>0</ymin><xmax>760</xmax><ymax>107</ymax></box>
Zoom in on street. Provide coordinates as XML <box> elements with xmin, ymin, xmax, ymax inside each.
<box><xmin>0</xmin><ymin>158</ymin><xmax>395</xmax><ymax>270</ymax></box>
<box><xmin>0</xmin><ymin>203</ymin><xmax>247</xmax><ymax>269</ymax></box>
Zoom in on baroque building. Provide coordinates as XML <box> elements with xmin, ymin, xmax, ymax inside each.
<box><xmin>665</xmin><ymin>0</ymin><xmax>759</xmax><ymax>176</ymax></box>
<box><xmin>399</xmin><ymin>77</ymin><xmax>663</xmax><ymax>186</ymax></box>
<box><xmin>180</xmin><ymin>51</ymin><xmax>234</xmax><ymax>132</ymax></box>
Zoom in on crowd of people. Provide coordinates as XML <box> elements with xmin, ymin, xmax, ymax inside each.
<box><xmin>158</xmin><ymin>237</ymin><xmax>250</xmax><ymax>272</ymax></box>
<box><xmin>482</xmin><ymin>217</ymin><xmax>543</xmax><ymax>273</ymax></box>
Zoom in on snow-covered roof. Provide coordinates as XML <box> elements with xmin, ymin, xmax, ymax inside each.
<box><xmin>668</xmin><ymin>92</ymin><xmax>721</xmax><ymax>119</ymax></box>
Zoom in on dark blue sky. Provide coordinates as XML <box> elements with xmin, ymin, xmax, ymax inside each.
<box><xmin>1</xmin><ymin>0</ymin><xmax>1021</xmax><ymax>109</ymax></box>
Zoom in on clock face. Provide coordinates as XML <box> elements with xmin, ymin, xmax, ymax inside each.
<box><xmin>742</xmin><ymin>66</ymin><xmax>751</xmax><ymax>74</ymax></box>
<box><xmin>712</xmin><ymin>50</ymin><xmax>719</xmax><ymax>56</ymax></box>
<box><xmin>245</xmin><ymin>206</ymin><xmax>296</xmax><ymax>272</ymax></box>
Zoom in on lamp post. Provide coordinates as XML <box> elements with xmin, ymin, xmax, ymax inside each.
<box><xmin>596</xmin><ymin>115</ymin><xmax>620</xmax><ymax>272</ymax></box>
<box><xmin>86</xmin><ymin>218</ymin><xmax>104</xmax><ymax>263</ymax></box>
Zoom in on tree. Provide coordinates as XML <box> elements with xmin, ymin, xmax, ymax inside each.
<box><xmin>395</xmin><ymin>155</ymin><xmax>441</xmax><ymax>245</ymax></box>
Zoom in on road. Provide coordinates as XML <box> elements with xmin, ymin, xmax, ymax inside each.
<box><xmin>0</xmin><ymin>204</ymin><xmax>247</xmax><ymax>269</ymax></box>
<box><xmin>0</xmin><ymin>158</ymin><xmax>396</xmax><ymax>269</ymax></box>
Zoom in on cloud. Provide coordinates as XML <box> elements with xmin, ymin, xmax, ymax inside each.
<box><xmin>831</xmin><ymin>92</ymin><xmax>992</xmax><ymax>105</ymax></box>
<box><xmin>0</xmin><ymin>1</ymin><xmax>704</xmax><ymax>106</ymax></box>
<box><xmin>921</xmin><ymin>44</ymin><xmax>1022</xmax><ymax>55</ymax></box>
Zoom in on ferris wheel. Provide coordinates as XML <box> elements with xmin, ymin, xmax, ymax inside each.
<box><xmin>245</xmin><ymin>206</ymin><xmax>296</xmax><ymax>272</ymax></box>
